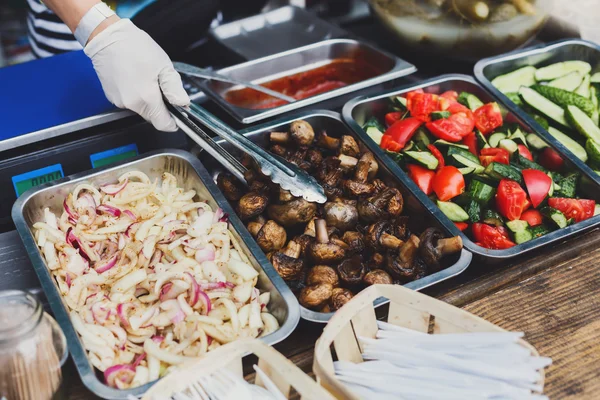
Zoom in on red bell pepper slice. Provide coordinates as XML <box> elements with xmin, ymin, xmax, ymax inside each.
<box><xmin>474</xmin><ymin>102</ymin><xmax>503</xmax><ymax>135</ymax></box>
<box><xmin>427</xmin><ymin>144</ymin><xmax>445</xmax><ymax>170</ymax></box>
<box><xmin>496</xmin><ymin>179</ymin><xmax>529</xmax><ymax>221</ymax></box>
<box><xmin>385</xmin><ymin>112</ymin><xmax>404</xmax><ymax>127</ymax></box>
<box><xmin>522</xmin><ymin>169</ymin><xmax>552</xmax><ymax>208</ymax></box>
<box><xmin>407</xmin><ymin>164</ymin><xmax>435</xmax><ymax>196</ymax></box>
<box><xmin>432</xmin><ymin>166</ymin><xmax>465</xmax><ymax>201</ymax></box>
<box><xmin>538</xmin><ymin>147</ymin><xmax>565</xmax><ymax>171</ymax></box>
<box><xmin>383</xmin><ymin>117</ymin><xmax>422</xmax><ymax>150</ymax></box>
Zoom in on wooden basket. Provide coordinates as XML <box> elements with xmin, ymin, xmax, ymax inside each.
<box><xmin>142</xmin><ymin>338</ymin><xmax>336</xmax><ymax>400</ymax></box>
<box><xmin>312</xmin><ymin>284</ymin><xmax>544</xmax><ymax>400</ymax></box>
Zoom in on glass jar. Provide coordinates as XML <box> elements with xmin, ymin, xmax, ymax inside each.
<box><xmin>0</xmin><ymin>290</ymin><xmax>67</xmax><ymax>400</ymax></box>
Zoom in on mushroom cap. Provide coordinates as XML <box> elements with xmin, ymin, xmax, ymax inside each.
<box><xmin>363</xmin><ymin>269</ymin><xmax>393</xmax><ymax>286</ymax></box>
<box><xmin>216</xmin><ymin>173</ymin><xmax>244</xmax><ymax>201</ymax></box>
<box><xmin>340</xmin><ymin>135</ymin><xmax>360</xmax><ymax>157</ymax></box>
<box><xmin>256</xmin><ymin>220</ymin><xmax>287</xmax><ymax>252</ymax></box>
<box><xmin>324</xmin><ymin>202</ymin><xmax>358</xmax><ymax>231</ymax></box>
<box><xmin>299</xmin><ymin>283</ymin><xmax>333</xmax><ymax>308</ymax></box>
<box><xmin>367</xmin><ymin>252</ymin><xmax>385</xmax><ymax>269</ymax></box>
<box><xmin>385</xmin><ymin>256</ymin><xmax>418</xmax><ymax>282</ymax></box>
<box><xmin>308</xmin><ymin>242</ymin><xmax>346</xmax><ymax>265</ymax></box>
<box><xmin>293</xmin><ymin>234</ymin><xmax>314</xmax><ymax>258</ymax></box>
<box><xmin>305</xmin><ymin>148</ymin><xmax>324</xmax><ymax>170</ymax></box>
<box><xmin>330</xmin><ymin>288</ymin><xmax>354</xmax><ymax>311</ymax></box>
<box><xmin>270</xmin><ymin>252</ymin><xmax>304</xmax><ymax>281</ymax></box>
<box><xmin>364</xmin><ymin>221</ymin><xmax>394</xmax><ymax>251</ymax></box>
<box><xmin>343</xmin><ymin>180</ymin><xmax>374</xmax><ymax>197</ymax></box>
<box><xmin>267</xmin><ymin>199</ymin><xmax>317</xmax><ymax>227</ymax></box>
<box><xmin>237</xmin><ymin>192</ymin><xmax>269</xmax><ymax>220</ymax></box>
<box><xmin>306</xmin><ymin>265</ymin><xmax>339</xmax><ymax>287</ymax></box>
<box><xmin>337</xmin><ymin>256</ymin><xmax>365</xmax><ymax>286</ymax></box>
<box><xmin>290</xmin><ymin>120</ymin><xmax>315</xmax><ymax>146</ymax></box>
<box><xmin>341</xmin><ymin>231</ymin><xmax>365</xmax><ymax>256</ymax></box>
<box><xmin>418</xmin><ymin>227</ymin><xmax>445</xmax><ymax>268</ymax></box>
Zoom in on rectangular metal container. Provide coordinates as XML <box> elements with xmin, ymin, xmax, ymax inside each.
<box><xmin>11</xmin><ymin>149</ymin><xmax>300</xmax><ymax>399</ymax></box>
<box><xmin>199</xmin><ymin>39</ymin><xmax>417</xmax><ymax>124</ymax></box>
<box><xmin>343</xmin><ymin>74</ymin><xmax>600</xmax><ymax>261</ymax></box>
<box><xmin>200</xmin><ymin>110</ymin><xmax>473</xmax><ymax>323</ymax></box>
<box><xmin>210</xmin><ymin>5</ymin><xmax>347</xmax><ymax>61</ymax></box>
<box><xmin>474</xmin><ymin>39</ymin><xmax>600</xmax><ymax>186</ymax></box>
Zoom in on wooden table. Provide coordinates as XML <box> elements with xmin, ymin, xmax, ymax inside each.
<box><xmin>58</xmin><ymin>228</ymin><xmax>600</xmax><ymax>399</ymax></box>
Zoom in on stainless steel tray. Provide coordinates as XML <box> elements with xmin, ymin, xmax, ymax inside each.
<box><xmin>474</xmin><ymin>39</ymin><xmax>600</xmax><ymax>186</ymax></box>
<box><xmin>199</xmin><ymin>39</ymin><xmax>417</xmax><ymax>124</ymax></box>
<box><xmin>210</xmin><ymin>6</ymin><xmax>347</xmax><ymax>61</ymax></box>
<box><xmin>199</xmin><ymin>110</ymin><xmax>473</xmax><ymax>323</ymax></box>
<box><xmin>11</xmin><ymin>149</ymin><xmax>300</xmax><ymax>399</ymax></box>
<box><xmin>343</xmin><ymin>74</ymin><xmax>600</xmax><ymax>261</ymax></box>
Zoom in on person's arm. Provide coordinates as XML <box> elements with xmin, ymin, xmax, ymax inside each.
<box><xmin>42</xmin><ymin>0</ymin><xmax>189</xmax><ymax>132</ymax></box>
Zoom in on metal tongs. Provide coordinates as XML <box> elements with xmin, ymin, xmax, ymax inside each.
<box><xmin>166</xmin><ymin>101</ymin><xmax>327</xmax><ymax>204</ymax></box>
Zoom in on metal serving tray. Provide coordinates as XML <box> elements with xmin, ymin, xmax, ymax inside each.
<box><xmin>474</xmin><ymin>39</ymin><xmax>600</xmax><ymax>185</ymax></box>
<box><xmin>11</xmin><ymin>149</ymin><xmax>300</xmax><ymax>399</ymax></box>
<box><xmin>200</xmin><ymin>110</ymin><xmax>472</xmax><ymax>323</ymax></box>
<box><xmin>199</xmin><ymin>39</ymin><xmax>417</xmax><ymax>124</ymax></box>
<box><xmin>210</xmin><ymin>6</ymin><xmax>347</xmax><ymax>61</ymax></box>
<box><xmin>343</xmin><ymin>74</ymin><xmax>600</xmax><ymax>261</ymax></box>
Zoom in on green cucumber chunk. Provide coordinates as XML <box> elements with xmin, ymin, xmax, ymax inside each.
<box><xmin>575</xmin><ymin>74</ymin><xmax>591</xmax><ymax>98</ymax></box>
<box><xmin>548</xmin><ymin>71</ymin><xmax>584</xmax><ymax>91</ymax></box>
<box><xmin>555</xmin><ymin>173</ymin><xmax>579</xmax><ymax>198</ymax></box>
<box><xmin>475</xmin><ymin>130</ymin><xmax>490</xmax><ymax>149</ymax></box>
<box><xmin>506</xmin><ymin>220</ymin><xmax>533</xmax><ymax>244</ymax></box>
<box><xmin>534</xmin><ymin>61</ymin><xmax>592</xmax><ymax>81</ymax></box>
<box><xmin>431</xmin><ymin>111</ymin><xmax>451</xmax><ymax>120</ymax></box>
<box><xmin>529</xmin><ymin>225</ymin><xmax>551</xmax><ymax>238</ymax></box>
<box><xmin>541</xmin><ymin>207</ymin><xmax>568</xmax><ymax>228</ymax></box>
<box><xmin>508</xmin><ymin>128</ymin><xmax>528</xmax><ymax>146</ymax></box>
<box><xmin>489</xmin><ymin>132</ymin><xmax>507</xmax><ymax>148</ymax></box>
<box><xmin>393</xmin><ymin>96</ymin><xmax>407</xmax><ymax>109</ymax></box>
<box><xmin>526</xmin><ymin>133</ymin><xmax>548</xmax><ymax>150</ymax></box>
<box><xmin>437</xmin><ymin>201</ymin><xmax>469</xmax><ymax>222</ymax></box>
<box><xmin>547</xmin><ymin>126</ymin><xmax>588</xmax><ymax>163</ymax></box>
<box><xmin>404</xmin><ymin>151</ymin><xmax>439</xmax><ymax>170</ymax></box>
<box><xmin>492</xmin><ymin>66</ymin><xmax>537</xmax><ymax>94</ymax></box>
<box><xmin>519</xmin><ymin>87</ymin><xmax>569</xmax><ymax>127</ymax></box>
<box><xmin>586</xmin><ymin>139</ymin><xmax>600</xmax><ymax>164</ymax></box>
<box><xmin>499</xmin><ymin>139</ymin><xmax>518</xmax><ymax>154</ymax></box>
<box><xmin>531</xmin><ymin>114</ymin><xmax>550</xmax><ymax>130</ymax></box>
<box><xmin>457</xmin><ymin>92</ymin><xmax>484</xmax><ymax>111</ymax></box>
<box><xmin>366</xmin><ymin>127</ymin><xmax>383</xmax><ymax>145</ymax></box>
<box><xmin>468</xmin><ymin>180</ymin><xmax>496</xmax><ymax>204</ymax></box>
<box><xmin>565</xmin><ymin>105</ymin><xmax>600</xmax><ymax>144</ymax></box>
<box><xmin>433</xmin><ymin>139</ymin><xmax>469</xmax><ymax>149</ymax></box>
<box><xmin>484</xmin><ymin>162</ymin><xmax>523</xmax><ymax>184</ymax></box>
<box><xmin>482</xmin><ymin>209</ymin><xmax>504</xmax><ymax>227</ymax></box>
<box><xmin>464</xmin><ymin>200</ymin><xmax>481</xmax><ymax>223</ymax></box>
<box><xmin>363</xmin><ymin>116</ymin><xmax>386</xmax><ymax>132</ymax></box>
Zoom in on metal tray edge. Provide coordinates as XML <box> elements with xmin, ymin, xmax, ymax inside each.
<box><xmin>11</xmin><ymin>149</ymin><xmax>300</xmax><ymax>399</ymax></box>
<box><xmin>341</xmin><ymin>73</ymin><xmax>600</xmax><ymax>260</ymax></box>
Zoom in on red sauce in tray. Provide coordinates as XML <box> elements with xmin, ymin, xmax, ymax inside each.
<box><xmin>223</xmin><ymin>58</ymin><xmax>384</xmax><ymax>110</ymax></box>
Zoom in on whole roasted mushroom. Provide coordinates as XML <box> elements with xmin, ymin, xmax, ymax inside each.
<box><xmin>255</xmin><ymin>220</ymin><xmax>287</xmax><ymax>252</ymax></box>
<box><xmin>337</xmin><ymin>256</ymin><xmax>365</xmax><ymax>286</ymax></box>
<box><xmin>324</xmin><ymin>202</ymin><xmax>358</xmax><ymax>231</ymax></box>
<box><xmin>419</xmin><ymin>228</ymin><xmax>463</xmax><ymax>271</ymax></box>
<box><xmin>357</xmin><ymin>187</ymin><xmax>404</xmax><ymax>222</ymax></box>
<box><xmin>216</xmin><ymin>173</ymin><xmax>244</xmax><ymax>201</ymax></box>
<box><xmin>290</xmin><ymin>120</ymin><xmax>315</xmax><ymax>146</ymax></box>
<box><xmin>299</xmin><ymin>283</ymin><xmax>333</xmax><ymax>309</ymax></box>
<box><xmin>307</xmin><ymin>265</ymin><xmax>339</xmax><ymax>287</ymax></box>
<box><xmin>246</xmin><ymin>216</ymin><xmax>266</xmax><ymax>238</ymax></box>
<box><xmin>363</xmin><ymin>269</ymin><xmax>393</xmax><ymax>286</ymax></box>
<box><xmin>307</xmin><ymin>219</ymin><xmax>346</xmax><ymax>265</ymax></box>
<box><xmin>278</xmin><ymin>188</ymin><xmax>295</xmax><ymax>203</ymax></box>
<box><xmin>338</xmin><ymin>154</ymin><xmax>359</xmax><ymax>171</ymax></box>
<box><xmin>367</xmin><ymin>253</ymin><xmax>385</xmax><ymax>269</ymax></box>
<box><xmin>391</xmin><ymin>216</ymin><xmax>412</xmax><ymax>242</ymax></box>
<box><xmin>330</xmin><ymin>288</ymin><xmax>354</xmax><ymax>311</ymax></box>
<box><xmin>293</xmin><ymin>234</ymin><xmax>314</xmax><ymax>257</ymax></box>
<box><xmin>385</xmin><ymin>234</ymin><xmax>421</xmax><ymax>282</ymax></box>
<box><xmin>316</xmin><ymin>131</ymin><xmax>340</xmax><ymax>150</ymax></box>
<box><xmin>269</xmin><ymin>240</ymin><xmax>304</xmax><ymax>282</ymax></box>
<box><xmin>343</xmin><ymin>180</ymin><xmax>374</xmax><ymax>197</ymax></box>
<box><xmin>238</xmin><ymin>192</ymin><xmax>269</xmax><ymax>220</ymax></box>
<box><xmin>339</xmin><ymin>135</ymin><xmax>360</xmax><ymax>157</ymax></box>
<box><xmin>364</xmin><ymin>221</ymin><xmax>405</xmax><ymax>251</ymax></box>
<box><xmin>341</xmin><ymin>231</ymin><xmax>365</xmax><ymax>256</ymax></box>
<box><xmin>267</xmin><ymin>198</ymin><xmax>317</xmax><ymax>227</ymax></box>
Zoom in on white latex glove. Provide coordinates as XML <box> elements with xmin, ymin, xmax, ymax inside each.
<box><xmin>84</xmin><ymin>19</ymin><xmax>189</xmax><ymax>132</ymax></box>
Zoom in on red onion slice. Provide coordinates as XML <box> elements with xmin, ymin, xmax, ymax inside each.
<box><xmin>195</xmin><ymin>246</ymin><xmax>215</xmax><ymax>263</ymax></box>
<box><xmin>151</xmin><ymin>335</ymin><xmax>164</xmax><ymax>343</ymax></box>
<box><xmin>171</xmin><ymin>310</ymin><xmax>185</xmax><ymax>324</ymax></box>
<box><xmin>116</xmin><ymin>303</ymin><xmax>133</xmax><ymax>328</ymax></box>
<box><xmin>101</xmin><ymin>178</ymin><xmax>129</xmax><ymax>195</ymax></box>
<box><xmin>184</xmin><ymin>272</ymin><xmax>200</xmax><ymax>307</ymax></box>
<box><xmin>104</xmin><ymin>364</ymin><xmax>135</xmax><ymax>388</ymax></box>
<box><xmin>199</xmin><ymin>282</ymin><xmax>225</xmax><ymax>291</ymax></box>
<box><xmin>63</xmin><ymin>198</ymin><xmax>78</xmax><ymax>221</ymax></box>
<box><xmin>123</xmin><ymin>210</ymin><xmax>137</xmax><ymax>220</ymax></box>
<box><xmin>213</xmin><ymin>208</ymin><xmax>229</xmax><ymax>223</ymax></box>
<box><xmin>132</xmin><ymin>352</ymin><xmax>146</xmax><ymax>368</ymax></box>
<box><xmin>97</xmin><ymin>204</ymin><xmax>122</xmax><ymax>217</ymax></box>
<box><xmin>91</xmin><ymin>302</ymin><xmax>111</xmax><ymax>325</ymax></box>
<box><xmin>94</xmin><ymin>254</ymin><xmax>118</xmax><ymax>273</ymax></box>
<box><xmin>198</xmin><ymin>290</ymin><xmax>211</xmax><ymax>315</ymax></box>
<box><xmin>65</xmin><ymin>228</ymin><xmax>91</xmax><ymax>262</ymax></box>
<box><xmin>65</xmin><ymin>272</ymin><xmax>73</xmax><ymax>288</ymax></box>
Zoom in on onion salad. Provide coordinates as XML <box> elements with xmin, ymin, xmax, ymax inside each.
<box><xmin>33</xmin><ymin>172</ymin><xmax>279</xmax><ymax>389</ymax></box>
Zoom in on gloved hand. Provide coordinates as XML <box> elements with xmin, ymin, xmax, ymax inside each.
<box><xmin>84</xmin><ymin>19</ymin><xmax>189</xmax><ymax>132</ymax></box>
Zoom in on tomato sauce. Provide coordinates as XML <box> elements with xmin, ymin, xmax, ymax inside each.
<box><xmin>223</xmin><ymin>58</ymin><xmax>383</xmax><ymax>110</ymax></box>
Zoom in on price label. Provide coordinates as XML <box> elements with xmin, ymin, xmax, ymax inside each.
<box><xmin>90</xmin><ymin>143</ymin><xmax>139</xmax><ymax>168</ymax></box>
<box><xmin>12</xmin><ymin>164</ymin><xmax>64</xmax><ymax>197</ymax></box>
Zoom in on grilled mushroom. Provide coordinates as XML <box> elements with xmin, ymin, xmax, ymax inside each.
<box><xmin>324</xmin><ymin>202</ymin><xmax>358</xmax><ymax>231</ymax></box>
<box><xmin>305</xmin><ymin>148</ymin><xmax>323</xmax><ymax>170</ymax></box>
<box><xmin>343</xmin><ymin>180</ymin><xmax>374</xmax><ymax>197</ymax></box>
<box><xmin>357</xmin><ymin>152</ymin><xmax>378</xmax><ymax>181</ymax></box>
<box><xmin>270</xmin><ymin>144</ymin><xmax>288</xmax><ymax>157</ymax></box>
<box><xmin>255</xmin><ymin>220</ymin><xmax>287</xmax><ymax>252</ymax></box>
<box><xmin>385</xmin><ymin>234</ymin><xmax>421</xmax><ymax>282</ymax></box>
<box><xmin>238</xmin><ymin>192</ymin><xmax>269</xmax><ymax>220</ymax></box>
<box><xmin>337</xmin><ymin>256</ymin><xmax>365</xmax><ymax>286</ymax></box>
<box><xmin>293</xmin><ymin>234</ymin><xmax>313</xmax><ymax>257</ymax></box>
<box><xmin>247</xmin><ymin>216</ymin><xmax>266</xmax><ymax>238</ymax></box>
<box><xmin>367</xmin><ymin>253</ymin><xmax>385</xmax><ymax>269</ymax></box>
<box><xmin>270</xmin><ymin>240</ymin><xmax>304</xmax><ymax>282</ymax></box>
<box><xmin>299</xmin><ymin>283</ymin><xmax>333</xmax><ymax>309</ymax></box>
<box><xmin>278</xmin><ymin>188</ymin><xmax>295</xmax><ymax>203</ymax></box>
<box><xmin>307</xmin><ymin>219</ymin><xmax>346</xmax><ymax>264</ymax></box>
<box><xmin>330</xmin><ymin>288</ymin><xmax>354</xmax><ymax>311</ymax></box>
<box><xmin>316</xmin><ymin>131</ymin><xmax>340</xmax><ymax>150</ymax></box>
<box><xmin>306</xmin><ymin>265</ymin><xmax>339</xmax><ymax>287</ymax></box>
<box><xmin>364</xmin><ymin>221</ymin><xmax>405</xmax><ymax>251</ymax></box>
<box><xmin>341</xmin><ymin>231</ymin><xmax>365</xmax><ymax>256</ymax></box>
<box><xmin>338</xmin><ymin>155</ymin><xmax>358</xmax><ymax>171</ymax></box>
<box><xmin>358</xmin><ymin>187</ymin><xmax>404</xmax><ymax>222</ymax></box>
<box><xmin>267</xmin><ymin>198</ymin><xmax>317</xmax><ymax>227</ymax></box>
<box><xmin>419</xmin><ymin>228</ymin><xmax>463</xmax><ymax>271</ymax></box>
<box><xmin>363</xmin><ymin>269</ymin><xmax>393</xmax><ymax>286</ymax></box>
<box><xmin>289</xmin><ymin>120</ymin><xmax>315</xmax><ymax>146</ymax></box>
<box><xmin>339</xmin><ymin>135</ymin><xmax>360</xmax><ymax>157</ymax></box>
<box><xmin>216</xmin><ymin>173</ymin><xmax>244</xmax><ymax>201</ymax></box>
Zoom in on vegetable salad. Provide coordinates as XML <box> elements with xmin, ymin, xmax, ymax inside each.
<box><xmin>363</xmin><ymin>89</ymin><xmax>598</xmax><ymax>250</ymax></box>
<box><xmin>33</xmin><ymin>172</ymin><xmax>278</xmax><ymax>389</ymax></box>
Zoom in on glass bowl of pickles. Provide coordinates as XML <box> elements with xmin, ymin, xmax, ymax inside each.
<box><xmin>369</xmin><ymin>0</ymin><xmax>553</xmax><ymax>60</ymax></box>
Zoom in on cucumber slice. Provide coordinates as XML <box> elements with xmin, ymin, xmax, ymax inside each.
<box><xmin>413</xmin><ymin>128</ymin><xmax>432</xmax><ymax>147</ymax></box>
<box><xmin>468</xmin><ymin>180</ymin><xmax>496</xmax><ymax>204</ymax></box>
<box><xmin>457</xmin><ymin>92</ymin><xmax>484</xmax><ymax>111</ymax></box>
<box><xmin>499</xmin><ymin>139</ymin><xmax>518</xmax><ymax>154</ymax></box>
<box><xmin>506</xmin><ymin>220</ymin><xmax>532</xmax><ymax>244</ymax></box>
<box><xmin>450</xmin><ymin>155</ymin><xmax>485</xmax><ymax>174</ymax></box>
<box><xmin>482</xmin><ymin>209</ymin><xmax>504</xmax><ymax>227</ymax></box>
<box><xmin>365</xmin><ymin>127</ymin><xmax>384</xmax><ymax>145</ymax></box>
<box><xmin>508</xmin><ymin>128</ymin><xmax>528</xmax><ymax>146</ymax></box>
<box><xmin>475</xmin><ymin>130</ymin><xmax>490</xmax><ymax>149</ymax></box>
<box><xmin>534</xmin><ymin>61</ymin><xmax>592</xmax><ymax>81</ymax></box>
<box><xmin>519</xmin><ymin>87</ymin><xmax>569</xmax><ymax>127</ymax></box>
<box><xmin>431</xmin><ymin>111</ymin><xmax>451</xmax><ymax>120</ymax></box>
<box><xmin>434</xmin><ymin>140</ymin><xmax>469</xmax><ymax>149</ymax></box>
<box><xmin>437</xmin><ymin>201</ymin><xmax>469</xmax><ymax>222</ymax></box>
<box><xmin>529</xmin><ymin>225</ymin><xmax>551</xmax><ymax>238</ymax></box>
<box><xmin>464</xmin><ymin>200</ymin><xmax>481</xmax><ymax>223</ymax></box>
<box><xmin>541</xmin><ymin>207</ymin><xmax>568</xmax><ymax>229</ymax></box>
<box><xmin>363</xmin><ymin>116</ymin><xmax>386</xmax><ymax>132</ymax></box>
<box><xmin>575</xmin><ymin>74</ymin><xmax>591</xmax><ymax>98</ymax></box>
<box><xmin>491</xmin><ymin>66</ymin><xmax>536</xmax><ymax>94</ymax></box>
<box><xmin>404</xmin><ymin>151</ymin><xmax>439</xmax><ymax>170</ymax></box>
<box><xmin>526</xmin><ymin>133</ymin><xmax>548</xmax><ymax>150</ymax></box>
<box><xmin>484</xmin><ymin>162</ymin><xmax>523</xmax><ymax>184</ymax></box>
<box><xmin>585</xmin><ymin>138</ymin><xmax>600</xmax><ymax>164</ymax></box>
<box><xmin>547</xmin><ymin>126</ymin><xmax>588</xmax><ymax>163</ymax></box>
<box><xmin>591</xmin><ymin>72</ymin><xmax>600</xmax><ymax>84</ymax></box>
<box><xmin>531</xmin><ymin>84</ymin><xmax>596</xmax><ymax>117</ymax></box>
<box><xmin>393</xmin><ymin>96</ymin><xmax>407</xmax><ymax>109</ymax></box>
<box><xmin>555</xmin><ymin>173</ymin><xmax>579</xmax><ymax>198</ymax></box>
<box><xmin>548</xmin><ymin>71</ymin><xmax>584</xmax><ymax>91</ymax></box>
<box><xmin>458</xmin><ymin>167</ymin><xmax>476</xmax><ymax>175</ymax></box>
<box><xmin>489</xmin><ymin>132</ymin><xmax>507</xmax><ymax>148</ymax></box>
<box><xmin>590</xmin><ymin>86</ymin><xmax>599</xmax><ymax>126</ymax></box>
<box><xmin>565</xmin><ymin>105</ymin><xmax>600</xmax><ymax>144</ymax></box>
<box><xmin>505</xmin><ymin>92</ymin><xmax>524</xmax><ymax>108</ymax></box>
